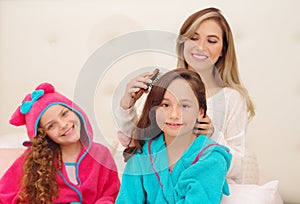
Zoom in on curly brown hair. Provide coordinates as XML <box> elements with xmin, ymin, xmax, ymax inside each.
<box><xmin>19</xmin><ymin>128</ymin><xmax>62</xmax><ymax>203</ymax></box>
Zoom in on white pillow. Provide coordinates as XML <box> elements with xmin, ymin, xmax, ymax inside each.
<box><xmin>221</xmin><ymin>180</ymin><xmax>282</xmax><ymax>204</ymax></box>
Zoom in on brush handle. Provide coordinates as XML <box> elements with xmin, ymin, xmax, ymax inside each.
<box><xmin>129</xmin><ymin>68</ymin><xmax>159</xmax><ymax>107</ymax></box>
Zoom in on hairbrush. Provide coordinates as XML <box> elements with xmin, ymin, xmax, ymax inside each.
<box><xmin>131</xmin><ymin>68</ymin><xmax>161</xmax><ymax>102</ymax></box>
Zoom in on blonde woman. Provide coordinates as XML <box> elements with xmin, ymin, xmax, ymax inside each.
<box><xmin>115</xmin><ymin>7</ymin><xmax>255</xmax><ymax>184</ymax></box>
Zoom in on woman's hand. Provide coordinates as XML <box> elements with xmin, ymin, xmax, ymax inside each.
<box><xmin>117</xmin><ymin>131</ymin><xmax>135</xmax><ymax>147</ymax></box>
<box><xmin>194</xmin><ymin>115</ymin><xmax>214</xmax><ymax>137</ymax></box>
<box><xmin>120</xmin><ymin>71</ymin><xmax>153</xmax><ymax>110</ymax></box>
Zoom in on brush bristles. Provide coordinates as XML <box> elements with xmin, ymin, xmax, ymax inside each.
<box><xmin>148</xmin><ymin>73</ymin><xmax>161</xmax><ymax>88</ymax></box>
<box><xmin>146</xmin><ymin>68</ymin><xmax>161</xmax><ymax>88</ymax></box>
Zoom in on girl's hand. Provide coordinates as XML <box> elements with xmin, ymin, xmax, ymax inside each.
<box><xmin>120</xmin><ymin>71</ymin><xmax>153</xmax><ymax>110</ymax></box>
<box><xmin>194</xmin><ymin>115</ymin><xmax>214</xmax><ymax>137</ymax></box>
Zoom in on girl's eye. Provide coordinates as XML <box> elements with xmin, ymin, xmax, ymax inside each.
<box><xmin>182</xmin><ymin>104</ymin><xmax>190</xmax><ymax>109</ymax></box>
<box><xmin>62</xmin><ymin>109</ymin><xmax>69</xmax><ymax>117</ymax></box>
<box><xmin>46</xmin><ymin>123</ymin><xmax>55</xmax><ymax>130</ymax></box>
<box><xmin>161</xmin><ymin>103</ymin><xmax>169</xmax><ymax>108</ymax></box>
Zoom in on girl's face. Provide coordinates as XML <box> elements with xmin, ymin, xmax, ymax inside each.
<box><xmin>183</xmin><ymin>19</ymin><xmax>223</xmax><ymax>72</ymax></box>
<box><xmin>156</xmin><ymin>78</ymin><xmax>201</xmax><ymax>138</ymax></box>
<box><xmin>39</xmin><ymin>105</ymin><xmax>81</xmax><ymax>147</ymax></box>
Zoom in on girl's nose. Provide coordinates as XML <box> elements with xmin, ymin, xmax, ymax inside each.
<box><xmin>169</xmin><ymin>106</ymin><xmax>180</xmax><ymax>119</ymax></box>
<box><xmin>58</xmin><ymin>119</ymin><xmax>68</xmax><ymax>130</ymax></box>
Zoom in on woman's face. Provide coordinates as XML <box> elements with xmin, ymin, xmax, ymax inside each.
<box><xmin>183</xmin><ymin>19</ymin><xmax>223</xmax><ymax>73</ymax></box>
<box><xmin>39</xmin><ymin>105</ymin><xmax>81</xmax><ymax>147</ymax></box>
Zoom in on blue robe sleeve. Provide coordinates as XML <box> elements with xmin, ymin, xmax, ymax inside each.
<box><xmin>115</xmin><ymin>155</ymin><xmax>146</xmax><ymax>204</ymax></box>
<box><xmin>174</xmin><ymin>151</ymin><xmax>229</xmax><ymax>204</ymax></box>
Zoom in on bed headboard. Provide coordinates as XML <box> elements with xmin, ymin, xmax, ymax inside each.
<box><xmin>0</xmin><ymin>1</ymin><xmax>299</xmax><ymax>203</ymax></box>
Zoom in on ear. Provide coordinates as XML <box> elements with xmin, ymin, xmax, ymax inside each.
<box><xmin>35</xmin><ymin>82</ymin><xmax>55</xmax><ymax>94</ymax></box>
<box><xmin>9</xmin><ymin>107</ymin><xmax>26</xmax><ymax>126</ymax></box>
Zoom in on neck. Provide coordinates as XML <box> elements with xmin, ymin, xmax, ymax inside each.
<box><xmin>60</xmin><ymin>141</ymin><xmax>82</xmax><ymax>163</ymax></box>
<box><xmin>164</xmin><ymin>132</ymin><xmax>196</xmax><ymax>169</ymax></box>
<box><xmin>165</xmin><ymin>132</ymin><xmax>196</xmax><ymax>148</ymax></box>
<box><xmin>192</xmin><ymin>66</ymin><xmax>223</xmax><ymax>97</ymax></box>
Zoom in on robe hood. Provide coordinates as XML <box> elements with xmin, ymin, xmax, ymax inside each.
<box><xmin>9</xmin><ymin>82</ymin><xmax>93</xmax><ymax>147</ymax></box>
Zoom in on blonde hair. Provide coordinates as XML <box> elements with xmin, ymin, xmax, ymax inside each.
<box><xmin>177</xmin><ymin>7</ymin><xmax>255</xmax><ymax>118</ymax></box>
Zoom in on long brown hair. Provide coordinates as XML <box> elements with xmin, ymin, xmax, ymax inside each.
<box><xmin>19</xmin><ymin>128</ymin><xmax>61</xmax><ymax>203</ymax></box>
<box><xmin>123</xmin><ymin>68</ymin><xmax>207</xmax><ymax>161</ymax></box>
<box><xmin>177</xmin><ymin>7</ymin><xmax>255</xmax><ymax>118</ymax></box>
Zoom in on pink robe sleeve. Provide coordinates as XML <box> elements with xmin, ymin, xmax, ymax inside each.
<box><xmin>0</xmin><ymin>151</ymin><xmax>27</xmax><ymax>204</ymax></box>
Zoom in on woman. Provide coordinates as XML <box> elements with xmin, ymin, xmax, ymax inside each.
<box><xmin>115</xmin><ymin>7</ymin><xmax>255</xmax><ymax>184</ymax></box>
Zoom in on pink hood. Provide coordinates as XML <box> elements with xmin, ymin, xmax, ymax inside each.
<box><xmin>9</xmin><ymin>82</ymin><xmax>93</xmax><ymax>147</ymax></box>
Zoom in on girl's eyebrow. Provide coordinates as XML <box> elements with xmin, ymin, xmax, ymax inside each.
<box><xmin>180</xmin><ymin>98</ymin><xmax>193</xmax><ymax>102</ymax></box>
<box><xmin>43</xmin><ymin>107</ymin><xmax>66</xmax><ymax>127</ymax></box>
<box><xmin>162</xmin><ymin>97</ymin><xmax>193</xmax><ymax>103</ymax></box>
<box><xmin>60</xmin><ymin>107</ymin><xmax>68</xmax><ymax>114</ymax></box>
<box><xmin>42</xmin><ymin>120</ymin><xmax>53</xmax><ymax>129</ymax></box>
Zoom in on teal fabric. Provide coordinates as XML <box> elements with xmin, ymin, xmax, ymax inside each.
<box><xmin>20</xmin><ymin>90</ymin><xmax>44</xmax><ymax>114</ymax></box>
<box><xmin>64</xmin><ymin>162</ymin><xmax>76</xmax><ymax>166</ymax></box>
<box><xmin>116</xmin><ymin>135</ymin><xmax>232</xmax><ymax>204</ymax></box>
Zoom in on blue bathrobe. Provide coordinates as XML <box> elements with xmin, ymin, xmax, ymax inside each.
<box><xmin>116</xmin><ymin>134</ymin><xmax>232</xmax><ymax>204</ymax></box>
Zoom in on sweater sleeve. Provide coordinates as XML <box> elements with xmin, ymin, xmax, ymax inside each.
<box><xmin>175</xmin><ymin>151</ymin><xmax>229</xmax><ymax>204</ymax></box>
<box><xmin>114</xmin><ymin>105</ymin><xmax>138</xmax><ymax>136</ymax></box>
<box><xmin>0</xmin><ymin>152</ymin><xmax>27</xmax><ymax>204</ymax></box>
<box><xmin>212</xmin><ymin>89</ymin><xmax>248</xmax><ymax>183</ymax></box>
<box><xmin>114</xmin><ymin>95</ymin><xmax>146</xmax><ymax>136</ymax></box>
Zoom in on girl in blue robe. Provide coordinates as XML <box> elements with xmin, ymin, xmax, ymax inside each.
<box><xmin>116</xmin><ymin>69</ymin><xmax>232</xmax><ymax>204</ymax></box>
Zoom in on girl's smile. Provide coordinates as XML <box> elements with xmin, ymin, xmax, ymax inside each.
<box><xmin>165</xmin><ymin>122</ymin><xmax>183</xmax><ymax>129</ymax></box>
<box><xmin>61</xmin><ymin>125</ymin><xmax>75</xmax><ymax>137</ymax></box>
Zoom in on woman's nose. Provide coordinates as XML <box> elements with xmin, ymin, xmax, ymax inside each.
<box><xmin>196</xmin><ymin>39</ymin><xmax>205</xmax><ymax>50</ymax></box>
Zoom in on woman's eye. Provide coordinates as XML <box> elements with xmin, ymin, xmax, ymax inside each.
<box><xmin>208</xmin><ymin>39</ymin><xmax>218</xmax><ymax>44</ymax></box>
<box><xmin>190</xmin><ymin>37</ymin><xmax>198</xmax><ymax>41</ymax></box>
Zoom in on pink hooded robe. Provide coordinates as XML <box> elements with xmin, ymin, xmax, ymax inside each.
<box><xmin>0</xmin><ymin>83</ymin><xmax>120</xmax><ymax>203</ymax></box>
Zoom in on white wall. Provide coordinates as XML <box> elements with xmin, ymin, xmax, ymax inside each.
<box><xmin>0</xmin><ymin>0</ymin><xmax>299</xmax><ymax>203</ymax></box>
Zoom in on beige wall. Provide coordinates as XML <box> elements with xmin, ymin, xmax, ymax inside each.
<box><xmin>1</xmin><ymin>1</ymin><xmax>299</xmax><ymax>203</ymax></box>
